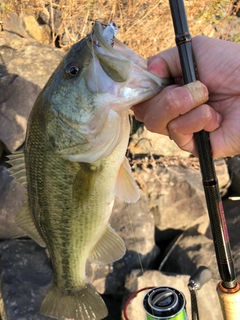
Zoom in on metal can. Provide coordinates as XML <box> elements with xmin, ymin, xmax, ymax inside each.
<box><xmin>143</xmin><ymin>286</ymin><xmax>188</xmax><ymax>320</ymax></box>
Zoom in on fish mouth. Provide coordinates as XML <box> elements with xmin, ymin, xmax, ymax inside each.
<box><xmin>90</xmin><ymin>21</ymin><xmax>119</xmax><ymax>55</ymax></box>
<box><xmin>83</xmin><ymin>21</ymin><xmax>172</xmax><ymax>112</ymax></box>
<box><xmin>89</xmin><ymin>21</ymin><xmax>171</xmax><ymax>86</ymax></box>
<box><xmin>90</xmin><ymin>21</ymin><xmax>147</xmax><ymax>66</ymax></box>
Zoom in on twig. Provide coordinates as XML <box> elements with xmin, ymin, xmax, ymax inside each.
<box><xmin>50</xmin><ymin>0</ymin><xmax>55</xmax><ymax>46</ymax></box>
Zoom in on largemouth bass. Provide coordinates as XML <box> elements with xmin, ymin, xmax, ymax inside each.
<box><xmin>8</xmin><ymin>22</ymin><xmax>169</xmax><ymax>320</ymax></box>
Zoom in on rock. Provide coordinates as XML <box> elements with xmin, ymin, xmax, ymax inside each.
<box><xmin>159</xmin><ymin>227</ymin><xmax>218</xmax><ymax>279</ymax></box>
<box><xmin>0</xmin><ymin>240</ymin><xmax>53</xmax><ymax>320</ymax></box>
<box><xmin>159</xmin><ymin>197</ymin><xmax>240</xmax><ymax>283</ymax></box>
<box><xmin>102</xmin><ymin>295</ymin><xmax>122</xmax><ymax>320</ymax></box>
<box><xmin>0</xmin><ymin>38</ymin><xmax>65</xmax><ymax>88</ymax></box>
<box><xmin>38</xmin><ymin>7</ymin><xmax>62</xmax><ymax>34</ymax></box>
<box><xmin>2</xmin><ymin>12</ymin><xmax>51</xmax><ymax>45</ymax></box>
<box><xmin>214</xmin><ymin>157</ymin><xmax>231</xmax><ymax>197</ymax></box>
<box><xmin>227</xmin><ymin>155</ymin><xmax>240</xmax><ymax>195</ymax></box>
<box><xmin>133</xmin><ymin>158</ymin><xmax>229</xmax><ymax>239</ymax></box>
<box><xmin>0</xmin><ymin>141</ymin><xmax>4</xmax><ymax>158</ymax></box>
<box><xmin>138</xmin><ymin>166</ymin><xmax>209</xmax><ymax>233</ymax></box>
<box><xmin>206</xmin><ymin>198</ymin><xmax>240</xmax><ymax>250</ymax></box>
<box><xmin>123</xmin><ymin>270</ymin><xmax>223</xmax><ymax>320</ymax></box>
<box><xmin>111</xmin><ymin>192</ymin><xmax>157</xmax><ymax>256</ymax></box>
<box><xmin>129</xmin><ymin>126</ymin><xmax>191</xmax><ymax>157</ymax></box>
<box><xmin>0</xmin><ymin>29</ymin><xmax>65</xmax><ymax>151</ymax></box>
<box><xmin>22</xmin><ymin>15</ymin><xmax>51</xmax><ymax>45</ymax></box>
<box><xmin>3</xmin><ymin>12</ymin><xmax>29</xmax><ymax>41</ymax></box>
<box><xmin>0</xmin><ymin>74</ymin><xmax>41</xmax><ymax>152</ymax></box>
<box><xmin>206</xmin><ymin>198</ymin><xmax>240</xmax><ymax>279</ymax></box>
<box><xmin>232</xmin><ymin>243</ymin><xmax>240</xmax><ymax>281</ymax></box>
<box><xmin>0</xmin><ymin>166</ymin><xmax>26</xmax><ymax>239</ymax></box>
<box><xmin>87</xmin><ymin>191</ymin><xmax>160</xmax><ymax>295</ymax></box>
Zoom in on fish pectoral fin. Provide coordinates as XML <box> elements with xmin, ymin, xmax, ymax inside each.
<box><xmin>89</xmin><ymin>225</ymin><xmax>125</xmax><ymax>264</ymax></box>
<box><xmin>114</xmin><ymin>156</ymin><xmax>140</xmax><ymax>203</ymax></box>
<box><xmin>7</xmin><ymin>150</ymin><xmax>27</xmax><ymax>187</ymax></box>
<box><xmin>97</xmin><ymin>53</ymin><xmax>131</xmax><ymax>82</ymax></box>
<box><xmin>16</xmin><ymin>203</ymin><xmax>46</xmax><ymax>247</ymax></box>
<box><xmin>40</xmin><ymin>281</ymin><xmax>107</xmax><ymax>319</ymax></box>
<box><xmin>72</xmin><ymin>163</ymin><xmax>101</xmax><ymax>201</ymax></box>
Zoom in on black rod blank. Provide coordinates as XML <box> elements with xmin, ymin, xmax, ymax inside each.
<box><xmin>168</xmin><ymin>0</ymin><xmax>236</xmax><ymax>289</ymax></box>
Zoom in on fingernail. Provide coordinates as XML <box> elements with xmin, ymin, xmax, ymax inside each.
<box><xmin>148</xmin><ymin>56</ymin><xmax>166</xmax><ymax>77</ymax></box>
<box><xmin>148</xmin><ymin>56</ymin><xmax>161</xmax><ymax>68</ymax></box>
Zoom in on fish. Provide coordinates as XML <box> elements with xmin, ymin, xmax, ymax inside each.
<box><xmin>8</xmin><ymin>21</ymin><xmax>170</xmax><ymax>320</ymax></box>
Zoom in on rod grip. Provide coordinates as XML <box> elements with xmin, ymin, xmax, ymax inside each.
<box><xmin>189</xmin><ymin>266</ymin><xmax>212</xmax><ymax>290</ymax></box>
<box><xmin>217</xmin><ymin>282</ymin><xmax>240</xmax><ymax>319</ymax></box>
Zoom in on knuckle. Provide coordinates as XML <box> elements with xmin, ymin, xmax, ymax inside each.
<box><xmin>201</xmin><ymin>104</ymin><xmax>213</xmax><ymax>120</ymax></box>
<box><xmin>143</xmin><ymin>115</ymin><xmax>160</xmax><ymax>133</ymax></box>
<box><xmin>167</xmin><ymin>120</ymin><xmax>177</xmax><ymax>133</ymax></box>
<box><xmin>164</xmin><ymin>89</ymin><xmax>181</xmax><ymax>114</ymax></box>
<box><xmin>164</xmin><ymin>86</ymin><xmax>193</xmax><ymax>117</ymax></box>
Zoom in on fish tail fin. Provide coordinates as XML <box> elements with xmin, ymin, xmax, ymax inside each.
<box><xmin>40</xmin><ymin>282</ymin><xmax>108</xmax><ymax>320</ymax></box>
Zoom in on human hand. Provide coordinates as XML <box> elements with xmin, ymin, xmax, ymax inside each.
<box><xmin>133</xmin><ymin>36</ymin><xmax>240</xmax><ymax>158</ymax></box>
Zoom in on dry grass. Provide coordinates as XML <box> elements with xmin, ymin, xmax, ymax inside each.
<box><xmin>1</xmin><ymin>0</ymin><xmax>239</xmax><ymax>56</ymax></box>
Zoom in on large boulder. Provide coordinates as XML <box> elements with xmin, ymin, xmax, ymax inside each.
<box><xmin>135</xmin><ymin>165</ymin><xmax>209</xmax><ymax>234</ymax></box>
<box><xmin>227</xmin><ymin>155</ymin><xmax>240</xmax><ymax>195</ymax></box>
<box><xmin>0</xmin><ymin>240</ymin><xmax>52</xmax><ymax>320</ymax></box>
<box><xmin>0</xmin><ymin>37</ymin><xmax>65</xmax><ymax>89</ymax></box>
<box><xmin>2</xmin><ymin>12</ymin><xmax>29</xmax><ymax>42</ymax></box>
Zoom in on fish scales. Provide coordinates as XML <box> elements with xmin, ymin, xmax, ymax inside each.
<box><xmin>8</xmin><ymin>21</ymin><xmax>170</xmax><ymax>319</ymax></box>
<box><xmin>26</xmin><ymin>110</ymin><xmax>125</xmax><ymax>288</ymax></box>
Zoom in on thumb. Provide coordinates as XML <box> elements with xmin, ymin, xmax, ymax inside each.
<box><xmin>148</xmin><ymin>46</ymin><xmax>182</xmax><ymax>79</ymax></box>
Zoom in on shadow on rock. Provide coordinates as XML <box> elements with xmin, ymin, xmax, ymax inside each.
<box><xmin>0</xmin><ymin>71</ymin><xmax>41</xmax><ymax>153</ymax></box>
<box><xmin>104</xmin><ymin>247</ymin><xmax>160</xmax><ymax>296</ymax></box>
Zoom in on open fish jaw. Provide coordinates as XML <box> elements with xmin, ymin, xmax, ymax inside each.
<box><xmin>84</xmin><ymin>21</ymin><xmax>169</xmax><ymax>110</ymax></box>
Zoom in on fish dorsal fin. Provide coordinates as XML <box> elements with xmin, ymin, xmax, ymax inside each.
<box><xmin>16</xmin><ymin>203</ymin><xmax>46</xmax><ymax>247</ymax></box>
<box><xmin>114</xmin><ymin>157</ymin><xmax>140</xmax><ymax>203</ymax></box>
<box><xmin>97</xmin><ymin>53</ymin><xmax>130</xmax><ymax>82</ymax></box>
<box><xmin>89</xmin><ymin>225</ymin><xmax>125</xmax><ymax>264</ymax></box>
<box><xmin>7</xmin><ymin>150</ymin><xmax>27</xmax><ymax>187</ymax></box>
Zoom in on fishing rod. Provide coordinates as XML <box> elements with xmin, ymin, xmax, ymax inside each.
<box><xmin>168</xmin><ymin>0</ymin><xmax>240</xmax><ymax>319</ymax></box>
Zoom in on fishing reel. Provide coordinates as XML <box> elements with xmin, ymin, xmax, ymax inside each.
<box><xmin>123</xmin><ymin>266</ymin><xmax>212</xmax><ymax>320</ymax></box>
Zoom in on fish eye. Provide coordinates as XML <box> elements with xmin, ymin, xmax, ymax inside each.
<box><xmin>65</xmin><ymin>62</ymin><xmax>80</xmax><ymax>78</ymax></box>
